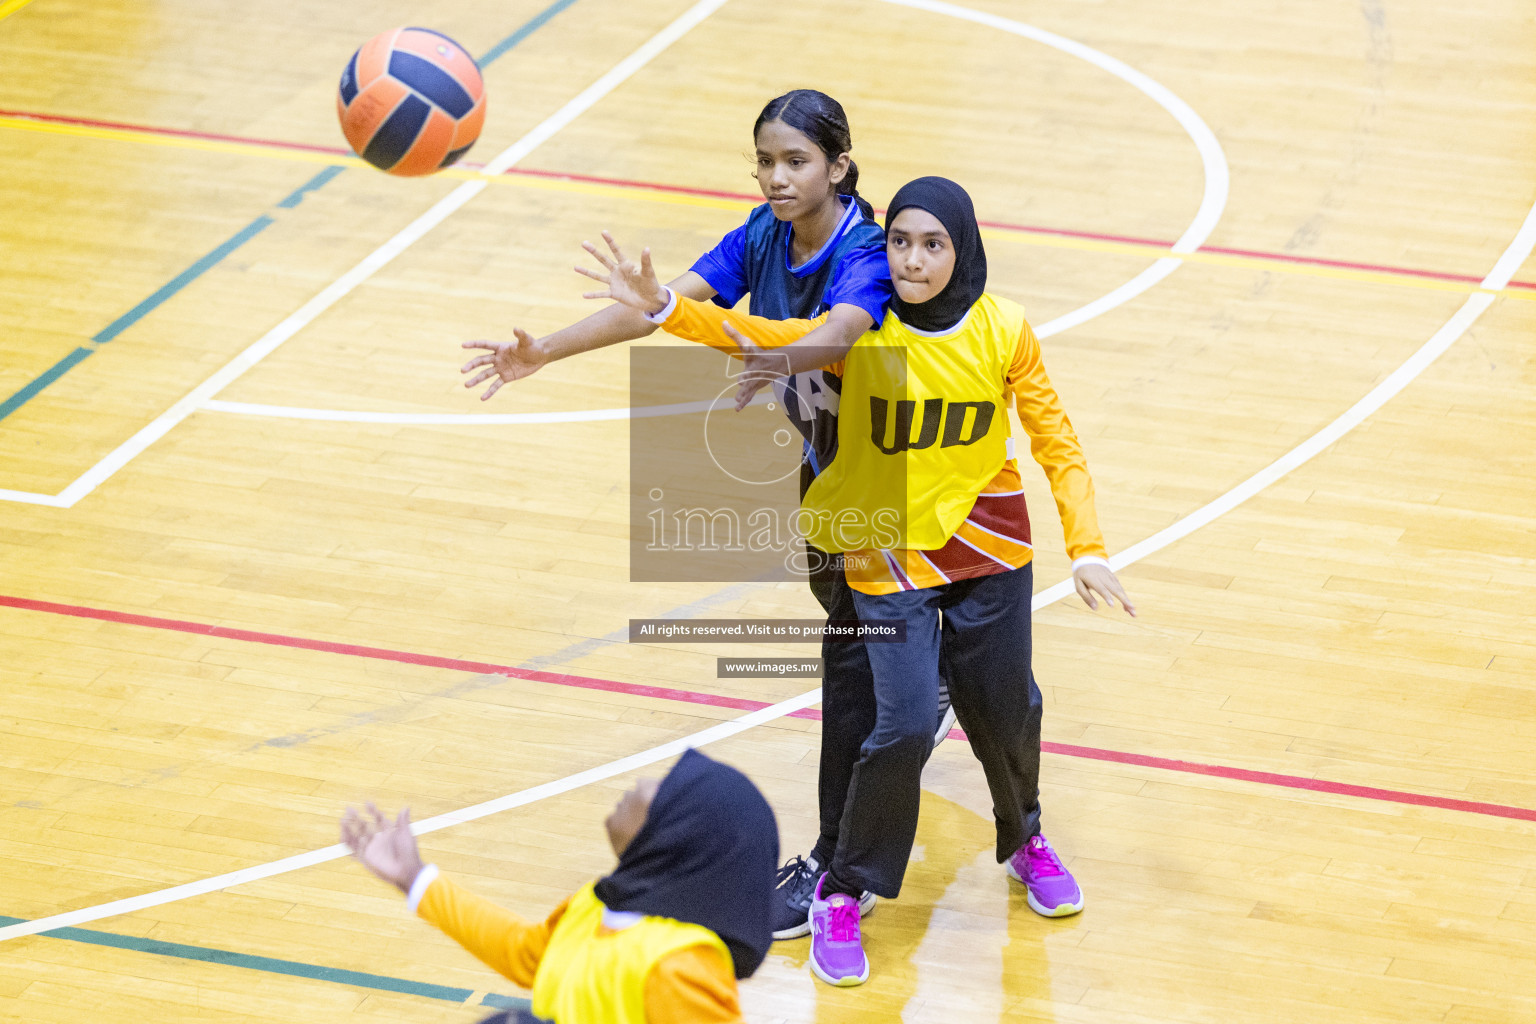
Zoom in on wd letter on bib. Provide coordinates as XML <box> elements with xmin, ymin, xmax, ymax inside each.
<box><xmin>801</xmin><ymin>295</ymin><xmax>1025</xmax><ymax>553</ymax></box>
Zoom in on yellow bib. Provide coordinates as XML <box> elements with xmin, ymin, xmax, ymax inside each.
<box><xmin>803</xmin><ymin>294</ymin><xmax>1024</xmax><ymax>553</ymax></box>
<box><xmin>530</xmin><ymin>882</ymin><xmax>732</xmax><ymax>1024</ymax></box>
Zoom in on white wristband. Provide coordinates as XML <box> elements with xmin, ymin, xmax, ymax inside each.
<box><xmin>405</xmin><ymin>863</ymin><xmax>439</xmax><ymax>913</ymax></box>
<box><xmin>1071</xmin><ymin>555</ymin><xmax>1111</xmax><ymax>573</ymax></box>
<box><xmin>643</xmin><ymin>287</ymin><xmax>677</xmax><ymax>324</ymax></box>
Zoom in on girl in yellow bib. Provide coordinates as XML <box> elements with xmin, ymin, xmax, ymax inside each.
<box><xmin>581</xmin><ymin>177</ymin><xmax>1136</xmax><ymax>987</ymax></box>
<box><xmin>340</xmin><ymin>749</ymin><xmax>777</xmax><ymax>1022</ymax></box>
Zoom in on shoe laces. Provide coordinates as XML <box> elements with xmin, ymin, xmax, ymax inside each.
<box><xmin>1024</xmin><ymin>835</ymin><xmax>1065</xmax><ymax>878</ymax></box>
<box><xmin>824</xmin><ymin>894</ymin><xmax>861</xmax><ymax>943</ymax></box>
<box><xmin>776</xmin><ymin>855</ymin><xmax>818</xmax><ymax>899</ymax></box>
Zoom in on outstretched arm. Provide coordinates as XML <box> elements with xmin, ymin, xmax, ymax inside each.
<box><xmin>460</xmin><ymin>230</ymin><xmax>717</xmax><ymax>401</ymax></box>
<box><xmin>656</xmin><ymin>295</ymin><xmax>850</xmax><ymax>412</ymax></box>
<box><xmin>340</xmin><ymin>803</ymin><xmax>558</xmax><ymax>987</ymax></box>
<box><xmin>576</xmin><ymin>232</ymin><xmax>856</xmax><ymax>410</ymax></box>
<box><xmin>575</xmin><ymin>232</ymin><xmax>828</xmax><ymax>353</ymax></box>
<box><xmin>658</xmin><ymin>293</ymin><xmax>822</xmax><ymax>353</ymax></box>
<box><xmin>341</xmin><ymin>802</ymin><xmax>424</xmax><ymax>893</ymax></box>
<box><xmin>726</xmin><ymin>303</ymin><xmax>871</xmax><ymax>409</ymax></box>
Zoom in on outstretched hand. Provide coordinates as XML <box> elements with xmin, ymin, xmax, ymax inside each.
<box><xmin>575</xmin><ymin>230</ymin><xmax>669</xmax><ymax>315</ymax></box>
<box><xmin>461</xmin><ymin>328</ymin><xmax>546</xmax><ymax>401</ymax></box>
<box><xmin>1073</xmin><ymin>563</ymin><xmax>1137</xmax><ymax>617</ymax></box>
<box><xmin>341</xmin><ymin>802</ymin><xmax>425</xmax><ymax>893</ymax></box>
<box><xmin>722</xmin><ymin>322</ymin><xmax>789</xmax><ymax>411</ymax></box>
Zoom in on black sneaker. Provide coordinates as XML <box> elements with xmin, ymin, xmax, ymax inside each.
<box><xmin>934</xmin><ymin>678</ymin><xmax>956</xmax><ymax>746</ymax></box>
<box><xmin>771</xmin><ymin>854</ymin><xmax>876</xmax><ymax>939</ymax></box>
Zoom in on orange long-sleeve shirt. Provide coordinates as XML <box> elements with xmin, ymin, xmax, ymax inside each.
<box><xmin>657</xmin><ymin>294</ymin><xmax>1107</xmax><ymax>592</ymax></box>
<box><xmin>413</xmin><ymin>871</ymin><xmax>743</xmax><ymax>1023</ymax></box>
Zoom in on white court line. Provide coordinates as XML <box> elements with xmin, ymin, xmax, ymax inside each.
<box><xmin>6</xmin><ymin>225</ymin><xmax>1530</xmax><ymax>951</ymax></box>
<box><xmin>0</xmin><ymin>487</ymin><xmax>69</xmax><ymax>507</ymax></box>
<box><xmin>1029</xmin><ymin>201</ymin><xmax>1536</xmax><ymax>609</ymax></box>
<box><xmin>0</xmin><ymin>0</ymin><xmax>730</xmax><ymax>508</ymax></box>
<box><xmin>197</xmin><ymin>0</ymin><xmax>1230</xmax><ymax>427</ymax></box>
<box><xmin>5</xmin><ymin>0</ymin><xmax>1530</xmax><ymax>946</ymax></box>
<box><xmin>10</xmin><ymin>194</ymin><xmax>1529</xmax><ymax>946</ymax></box>
<box><xmin>1482</xmin><ymin>199</ymin><xmax>1536</xmax><ymax>292</ymax></box>
<box><xmin>202</xmin><ymin>391</ymin><xmax>772</xmax><ymax>425</ymax></box>
<box><xmin>0</xmin><ymin>0</ymin><xmax>1228</xmax><ymax>940</ymax></box>
<box><xmin>0</xmin><ymin>689</ymin><xmax>824</xmax><ymax>944</ymax></box>
<box><xmin>881</xmin><ymin>0</ymin><xmax>1230</xmax><ymax>340</ymax></box>
<box><xmin>202</xmin><ymin>397</ymin><xmax>721</xmax><ymax>425</ymax></box>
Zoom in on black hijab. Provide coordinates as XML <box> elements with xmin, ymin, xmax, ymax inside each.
<box><xmin>593</xmin><ymin>749</ymin><xmax>779</xmax><ymax>978</ymax></box>
<box><xmin>886</xmin><ymin>176</ymin><xmax>988</xmax><ymax>333</ymax></box>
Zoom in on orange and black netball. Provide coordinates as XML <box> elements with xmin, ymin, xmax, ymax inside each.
<box><xmin>337</xmin><ymin>27</ymin><xmax>487</xmax><ymax>177</ymax></box>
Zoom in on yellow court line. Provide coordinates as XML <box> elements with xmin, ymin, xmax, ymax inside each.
<box><xmin>0</xmin><ymin>114</ymin><xmax>759</xmax><ymax>214</ymax></box>
<box><xmin>0</xmin><ymin>115</ymin><xmax>362</xmax><ymax>169</ymax></box>
<box><xmin>0</xmin><ymin>0</ymin><xmax>36</xmax><ymax>22</ymax></box>
<box><xmin>1</xmin><ymin>112</ymin><xmax>1530</xmax><ymax>301</ymax></box>
<box><xmin>472</xmin><ymin>169</ymin><xmax>751</xmax><ymax>212</ymax></box>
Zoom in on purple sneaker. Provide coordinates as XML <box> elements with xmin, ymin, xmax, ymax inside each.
<box><xmin>808</xmin><ymin>873</ymin><xmax>869</xmax><ymax>986</ymax></box>
<box><xmin>1007</xmin><ymin>834</ymin><xmax>1084</xmax><ymax>917</ymax></box>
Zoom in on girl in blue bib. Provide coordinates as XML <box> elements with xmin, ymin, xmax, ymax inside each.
<box><xmin>460</xmin><ymin>92</ymin><xmax>947</xmax><ymax>942</ymax></box>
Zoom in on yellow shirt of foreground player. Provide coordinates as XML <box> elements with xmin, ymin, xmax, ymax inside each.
<box><xmin>417</xmin><ymin>874</ymin><xmax>742</xmax><ymax>1023</ymax></box>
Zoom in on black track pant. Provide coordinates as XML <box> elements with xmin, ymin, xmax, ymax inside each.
<box><xmin>820</xmin><ymin>564</ymin><xmax>1044</xmax><ymax>899</ymax></box>
<box><xmin>808</xmin><ymin>562</ymin><xmax>875</xmax><ymax>870</ymax></box>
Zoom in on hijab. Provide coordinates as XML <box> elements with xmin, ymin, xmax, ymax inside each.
<box><xmin>885</xmin><ymin>176</ymin><xmax>988</xmax><ymax>333</ymax></box>
<box><xmin>593</xmin><ymin>749</ymin><xmax>779</xmax><ymax>978</ymax></box>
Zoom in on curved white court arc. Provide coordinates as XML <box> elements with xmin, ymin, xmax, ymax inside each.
<box><xmin>11</xmin><ymin>0</ymin><xmax>1535</xmax><ymax>950</ymax></box>
<box><xmin>0</xmin><ymin>0</ymin><xmax>1238</xmax><ymax>938</ymax></box>
<box><xmin>200</xmin><ymin>0</ymin><xmax>1231</xmax><ymax>427</ymax></box>
<box><xmin>7</xmin><ymin>192</ymin><xmax>1526</xmax><ymax>945</ymax></box>
<box><xmin>0</xmin><ymin>0</ymin><xmax>734</xmax><ymax>507</ymax></box>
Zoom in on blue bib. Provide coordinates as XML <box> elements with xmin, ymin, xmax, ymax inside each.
<box><xmin>695</xmin><ymin>200</ymin><xmax>886</xmax><ymax>479</ymax></box>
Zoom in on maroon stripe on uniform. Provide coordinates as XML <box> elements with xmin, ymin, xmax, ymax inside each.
<box><xmin>968</xmin><ymin>490</ymin><xmax>1032</xmax><ymax>546</ymax></box>
<box><xmin>920</xmin><ymin>491</ymin><xmax>1034</xmax><ymax>582</ymax></box>
<box><xmin>924</xmin><ymin>540</ymin><xmax>1010</xmax><ymax>581</ymax></box>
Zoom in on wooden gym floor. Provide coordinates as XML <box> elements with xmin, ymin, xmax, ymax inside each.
<box><xmin>1</xmin><ymin>0</ymin><xmax>1534</xmax><ymax>1021</ymax></box>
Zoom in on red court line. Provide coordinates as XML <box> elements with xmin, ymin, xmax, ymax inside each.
<box><xmin>4</xmin><ymin>593</ymin><xmax>1534</xmax><ymax>824</ymax></box>
<box><xmin>1197</xmin><ymin>245</ymin><xmax>1493</xmax><ymax>287</ymax></box>
<box><xmin>0</xmin><ymin>594</ymin><xmax>823</xmax><ymax>721</ymax></box>
<box><xmin>0</xmin><ymin>108</ymin><xmax>354</xmax><ymax>157</ymax></box>
<box><xmin>1037</xmin><ymin>741</ymin><xmax>1536</xmax><ymax>823</ymax></box>
<box><xmin>5</xmin><ymin>107</ymin><xmax>1533</xmax><ymax>293</ymax></box>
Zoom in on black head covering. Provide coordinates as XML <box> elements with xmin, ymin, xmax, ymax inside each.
<box><xmin>592</xmin><ymin>749</ymin><xmax>779</xmax><ymax>978</ymax></box>
<box><xmin>885</xmin><ymin>176</ymin><xmax>988</xmax><ymax>333</ymax></box>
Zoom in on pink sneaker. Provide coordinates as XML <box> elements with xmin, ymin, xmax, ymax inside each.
<box><xmin>808</xmin><ymin>873</ymin><xmax>869</xmax><ymax>986</ymax></box>
<box><xmin>1007</xmin><ymin>834</ymin><xmax>1084</xmax><ymax>917</ymax></box>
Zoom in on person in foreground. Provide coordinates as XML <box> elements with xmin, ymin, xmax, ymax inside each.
<box><xmin>580</xmin><ymin>176</ymin><xmax>1136</xmax><ymax>988</ymax></box>
<box><xmin>340</xmin><ymin>748</ymin><xmax>778</xmax><ymax>1022</ymax></box>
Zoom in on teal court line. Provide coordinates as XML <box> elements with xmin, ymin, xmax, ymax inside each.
<box><xmin>0</xmin><ymin>0</ymin><xmax>581</xmax><ymax>425</ymax></box>
<box><xmin>6</xmin><ymin>0</ymin><xmax>567</xmax><ymax>1009</ymax></box>
<box><xmin>0</xmin><ymin>913</ymin><xmax>532</xmax><ymax>1012</ymax></box>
